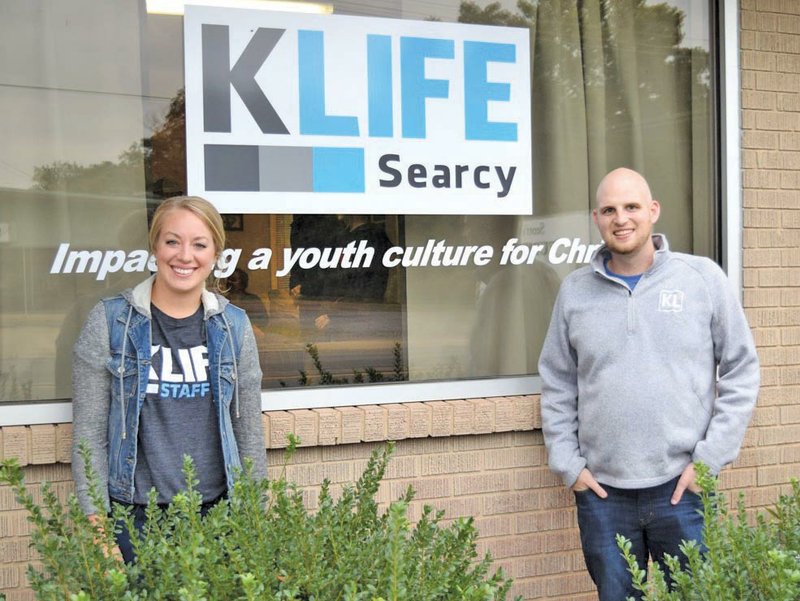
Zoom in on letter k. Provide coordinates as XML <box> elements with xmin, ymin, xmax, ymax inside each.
<box><xmin>203</xmin><ymin>24</ymin><xmax>289</xmax><ymax>134</ymax></box>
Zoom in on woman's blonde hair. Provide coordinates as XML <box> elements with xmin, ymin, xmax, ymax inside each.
<box><xmin>149</xmin><ymin>196</ymin><xmax>227</xmax><ymax>290</ymax></box>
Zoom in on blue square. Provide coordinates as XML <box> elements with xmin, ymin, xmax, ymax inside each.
<box><xmin>312</xmin><ymin>147</ymin><xmax>365</xmax><ymax>193</ymax></box>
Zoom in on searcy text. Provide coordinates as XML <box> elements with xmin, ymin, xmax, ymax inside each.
<box><xmin>378</xmin><ymin>154</ymin><xmax>516</xmax><ymax>198</ymax></box>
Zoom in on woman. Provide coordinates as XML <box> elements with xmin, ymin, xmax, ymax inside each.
<box><xmin>71</xmin><ymin>196</ymin><xmax>267</xmax><ymax>562</ymax></box>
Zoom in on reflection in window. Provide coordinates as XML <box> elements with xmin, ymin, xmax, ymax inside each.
<box><xmin>0</xmin><ymin>0</ymin><xmax>714</xmax><ymax>401</ymax></box>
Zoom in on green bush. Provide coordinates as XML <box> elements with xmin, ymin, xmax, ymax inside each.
<box><xmin>293</xmin><ymin>342</ymin><xmax>408</xmax><ymax>387</ymax></box>
<box><xmin>1</xmin><ymin>437</ymin><xmax>518</xmax><ymax>601</ymax></box>
<box><xmin>617</xmin><ymin>463</ymin><xmax>800</xmax><ymax>601</ymax></box>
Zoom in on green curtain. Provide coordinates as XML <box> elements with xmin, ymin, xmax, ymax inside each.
<box><xmin>532</xmin><ymin>0</ymin><xmax>711</xmax><ymax>255</ymax></box>
<box><xmin>404</xmin><ymin>0</ymin><xmax>713</xmax><ymax>379</ymax></box>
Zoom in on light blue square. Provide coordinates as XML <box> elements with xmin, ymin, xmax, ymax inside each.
<box><xmin>312</xmin><ymin>147</ymin><xmax>365</xmax><ymax>193</ymax></box>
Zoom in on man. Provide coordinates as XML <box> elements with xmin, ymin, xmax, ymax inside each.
<box><xmin>538</xmin><ymin>168</ymin><xmax>760</xmax><ymax>600</ymax></box>
<box><xmin>225</xmin><ymin>268</ymin><xmax>269</xmax><ymax>336</ymax></box>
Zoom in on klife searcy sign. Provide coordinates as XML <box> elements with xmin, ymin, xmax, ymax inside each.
<box><xmin>184</xmin><ymin>6</ymin><xmax>532</xmax><ymax>215</ymax></box>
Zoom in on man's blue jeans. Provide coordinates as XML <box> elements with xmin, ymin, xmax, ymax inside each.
<box><xmin>574</xmin><ymin>475</ymin><xmax>704</xmax><ymax>601</ymax></box>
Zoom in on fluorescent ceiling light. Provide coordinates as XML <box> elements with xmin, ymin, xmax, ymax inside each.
<box><xmin>146</xmin><ymin>0</ymin><xmax>334</xmax><ymax>16</ymax></box>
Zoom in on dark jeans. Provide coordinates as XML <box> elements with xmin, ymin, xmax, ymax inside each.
<box><xmin>112</xmin><ymin>494</ymin><xmax>224</xmax><ymax>564</ymax></box>
<box><xmin>574</xmin><ymin>476</ymin><xmax>704</xmax><ymax>601</ymax></box>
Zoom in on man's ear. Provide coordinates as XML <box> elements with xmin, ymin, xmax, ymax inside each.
<box><xmin>649</xmin><ymin>200</ymin><xmax>661</xmax><ymax>224</ymax></box>
<box><xmin>591</xmin><ymin>208</ymin><xmax>599</xmax><ymax>226</ymax></box>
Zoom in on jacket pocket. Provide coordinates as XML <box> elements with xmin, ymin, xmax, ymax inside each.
<box><xmin>217</xmin><ymin>362</ymin><xmax>236</xmax><ymax>409</ymax></box>
<box><xmin>106</xmin><ymin>354</ymin><xmax>139</xmax><ymax>397</ymax></box>
<box><xmin>107</xmin><ymin>352</ymin><xmax>138</xmax><ymax>378</ymax></box>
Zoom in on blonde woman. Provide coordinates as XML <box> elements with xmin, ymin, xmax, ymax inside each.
<box><xmin>71</xmin><ymin>196</ymin><xmax>266</xmax><ymax>562</ymax></box>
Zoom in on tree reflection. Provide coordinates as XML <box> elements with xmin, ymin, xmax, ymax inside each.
<box><xmin>458</xmin><ymin>0</ymin><xmax>709</xmax><ymax>107</ymax></box>
<box><xmin>458</xmin><ymin>0</ymin><xmax>535</xmax><ymax>26</ymax></box>
<box><xmin>456</xmin><ymin>0</ymin><xmax>710</xmax><ymax>240</ymax></box>
<box><xmin>31</xmin><ymin>0</ymin><xmax>710</xmax><ymax>209</ymax></box>
<box><xmin>31</xmin><ymin>88</ymin><xmax>186</xmax><ymax>200</ymax></box>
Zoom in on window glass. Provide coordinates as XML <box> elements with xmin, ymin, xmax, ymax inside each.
<box><xmin>0</xmin><ymin>0</ymin><xmax>713</xmax><ymax>402</ymax></box>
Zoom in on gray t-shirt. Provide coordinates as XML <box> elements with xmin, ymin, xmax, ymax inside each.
<box><xmin>131</xmin><ymin>304</ymin><xmax>226</xmax><ymax>505</ymax></box>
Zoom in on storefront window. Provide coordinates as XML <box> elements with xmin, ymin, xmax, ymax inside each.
<box><xmin>0</xmin><ymin>0</ymin><xmax>714</xmax><ymax>404</ymax></box>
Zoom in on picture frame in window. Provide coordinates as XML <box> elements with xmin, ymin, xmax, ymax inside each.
<box><xmin>222</xmin><ymin>214</ymin><xmax>243</xmax><ymax>231</ymax></box>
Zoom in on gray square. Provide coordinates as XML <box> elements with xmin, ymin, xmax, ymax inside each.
<box><xmin>259</xmin><ymin>146</ymin><xmax>313</xmax><ymax>192</ymax></box>
<box><xmin>204</xmin><ymin>144</ymin><xmax>260</xmax><ymax>191</ymax></box>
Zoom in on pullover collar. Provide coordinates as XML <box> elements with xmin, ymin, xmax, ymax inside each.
<box><xmin>590</xmin><ymin>234</ymin><xmax>670</xmax><ymax>279</ymax></box>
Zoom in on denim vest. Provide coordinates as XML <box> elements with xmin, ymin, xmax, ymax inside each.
<box><xmin>102</xmin><ymin>294</ymin><xmax>247</xmax><ymax>504</ymax></box>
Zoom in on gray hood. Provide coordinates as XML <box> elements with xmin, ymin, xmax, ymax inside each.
<box><xmin>122</xmin><ymin>274</ymin><xmax>228</xmax><ymax>318</ymax></box>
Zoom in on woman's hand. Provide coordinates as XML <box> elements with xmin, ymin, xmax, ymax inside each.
<box><xmin>88</xmin><ymin>513</ymin><xmax>123</xmax><ymax>562</ymax></box>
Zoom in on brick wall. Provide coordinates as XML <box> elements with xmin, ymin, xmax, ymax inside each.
<box><xmin>0</xmin><ymin>396</ymin><xmax>595</xmax><ymax>601</ymax></box>
<box><xmin>740</xmin><ymin>0</ymin><xmax>800</xmax><ymax>510</ymax></box>
<box><xmin>2</xmin><ymin>3</ymin><xmax>799</xmax><ymax>600</ymax></box>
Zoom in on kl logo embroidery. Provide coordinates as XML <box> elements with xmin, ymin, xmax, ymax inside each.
<box><xmin>658</xmin><ymin>290</ymin><xmax>685</xmax><ymax>312</ymax></box>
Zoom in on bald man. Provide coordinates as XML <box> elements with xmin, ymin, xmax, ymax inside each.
<box><xmin>538</xmin><ymin>168</ymin><xmax>760</xmax><ymax>600</ymax></box>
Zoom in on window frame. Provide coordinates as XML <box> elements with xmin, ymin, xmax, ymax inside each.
<box><xmin>0</xmin><ymin>0</ymin><xmax>741</xmax><ymax>425</ymax></box>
